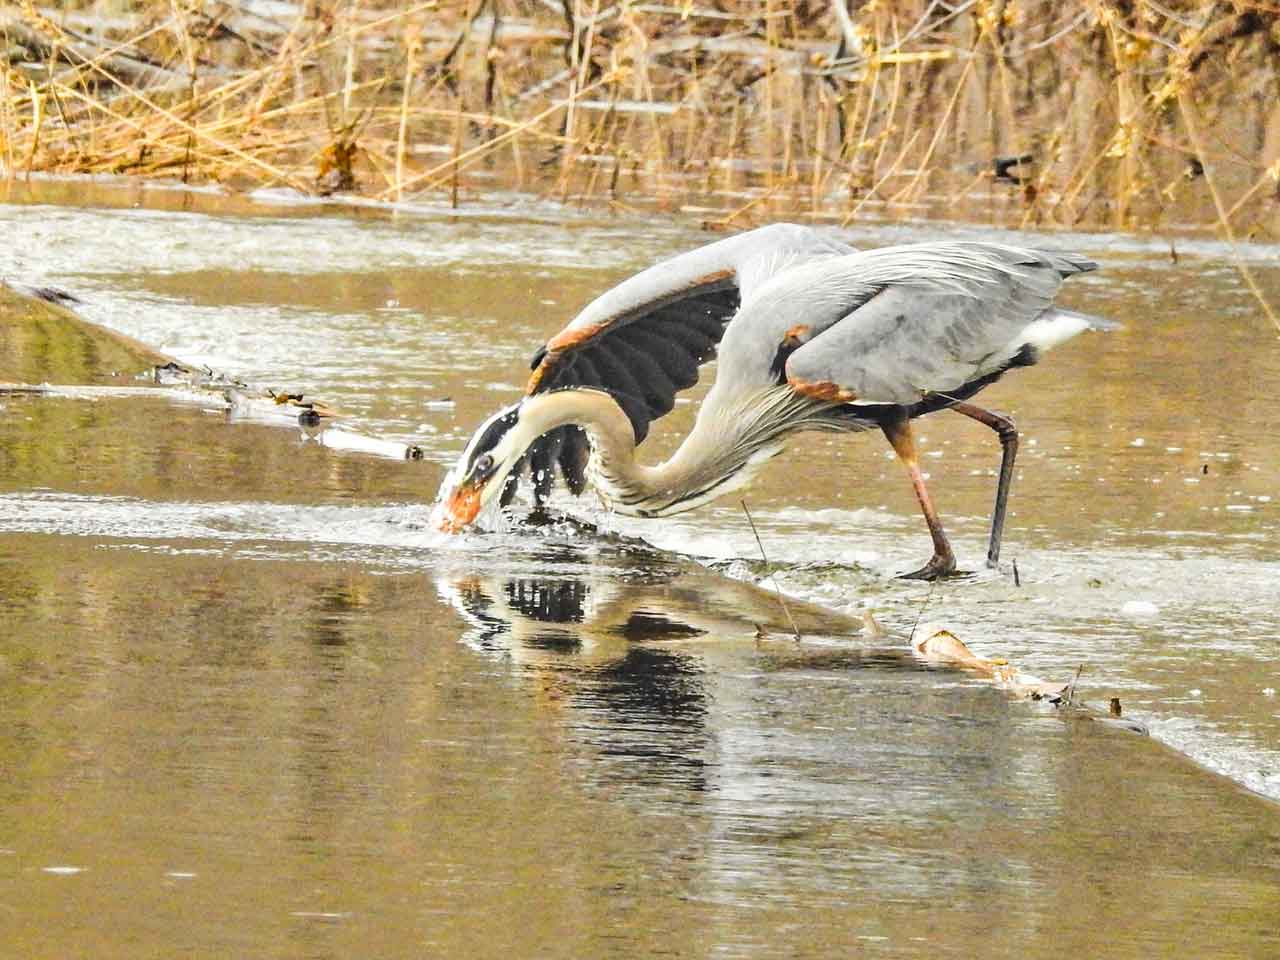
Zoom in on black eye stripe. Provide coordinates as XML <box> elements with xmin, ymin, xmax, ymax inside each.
<box><xmin>463</xmin><ymin>404</ymin><xmax>520</xmax><ymax>474</ymax></box>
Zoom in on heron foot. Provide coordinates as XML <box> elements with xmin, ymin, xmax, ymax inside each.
<box><xmin>897</xmin><ymin>553</ymin><xmax>958</xmax><ymax>581</ymax></box>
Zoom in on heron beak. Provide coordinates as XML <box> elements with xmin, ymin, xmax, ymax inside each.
<box><xmin>431</xmin><ymin>479</ymin><xmax>484</xmax><ymax>533</ymax></box>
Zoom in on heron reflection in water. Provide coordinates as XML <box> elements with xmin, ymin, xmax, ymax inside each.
<box><xmin>434</xmin><ymin>553</ymin><xmax>868</xmax><ymax>782</ymax></box>
<box><xmin>433</xmin><ymin>224</ymin><xmax>1116</xmax><ymax>578</ymax></box>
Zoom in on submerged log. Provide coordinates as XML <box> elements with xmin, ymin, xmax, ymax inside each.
<box><xmin>0</xmin><ymin>281</ymin><xmax>172</xmax><ymax>384</ymax></box>
<box><xmin>912</xmin><ymin>624</ymin><xmax>1147</xmax><ymax>733</ymax></box>
<box><xmin>0</xmin><ymin>281</ymin><xmax>423</xmax><ymax>462</ymax></box>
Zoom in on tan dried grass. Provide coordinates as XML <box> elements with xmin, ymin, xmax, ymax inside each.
<box><xmin>0</xmin><ymin>0</ymin><xmax>1275</xmax><ymax>253</ymax></box>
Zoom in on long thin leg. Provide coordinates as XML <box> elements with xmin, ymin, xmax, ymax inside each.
<box><xmin>948</xmin><ymin>400</ymin><xmax>1017</xmax><ymax>569</ymax></box>
<box><xmin>881</xmin><ymin>413</ymin><xmax>956</xmax><ymax>581</ymax></box>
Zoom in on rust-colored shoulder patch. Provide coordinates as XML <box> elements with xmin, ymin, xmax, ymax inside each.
<box><xmin>525</xmin><ymin>354</ymin><xmax>558</xmax><ymax>395</ymax></box>
<box><xmin>788</xmin><ymin>375</ymin><xmax>858</xmax><ymax>403</ymax></box>
<box><xmin>690</xmin><ymin>267</ymin><xmax>734</xmax><ymax>289</ymax></box>
<box><xmin>545</xmin><ymin>320</ymin><xmax>611</xmax><ymax>353</ymax></box>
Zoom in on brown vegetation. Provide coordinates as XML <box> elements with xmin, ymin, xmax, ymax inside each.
<box><xmin>2</xmin><ymin>1</ymin><xmax>1279</xmax><ymax>237</ymax></box>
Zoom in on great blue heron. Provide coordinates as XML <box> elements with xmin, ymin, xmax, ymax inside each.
<box><xmin>432</xmin><ymin>223</ymin><xmax>1116</xmax><ymax>579</ymax></box>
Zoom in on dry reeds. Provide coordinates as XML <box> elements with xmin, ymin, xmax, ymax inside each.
<box><xmin>1</xmin><ymin>0</ymin><xmax>1278</xmax><ymax>244</ymax></box>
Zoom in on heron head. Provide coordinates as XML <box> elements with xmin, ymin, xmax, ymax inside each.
<box><xmin>431</xmin><ymin>400</ymin><xmax>527</xmax><ymax>533</ymax></box>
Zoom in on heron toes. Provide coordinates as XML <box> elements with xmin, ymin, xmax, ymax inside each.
<box><xmin>897</xmin><ymin>553</ymin><xmax>959</xmax><ymax>581</ymax></box>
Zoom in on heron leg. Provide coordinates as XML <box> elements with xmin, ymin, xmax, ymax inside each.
<box><xmin>881</xmin><ymin>414</ymin><xmax>956</xmax><ymax>581</ymax></box>
<box><xmin>948</xmin><ymin>401</ymin><xmax>1017</xmax><ymax>569</ymax></box>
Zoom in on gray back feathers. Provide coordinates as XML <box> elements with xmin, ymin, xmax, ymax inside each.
<box><xmin>716</xmin><ymin>241</ymin><xmax>1099</xmax><ymax>405</ymax></box>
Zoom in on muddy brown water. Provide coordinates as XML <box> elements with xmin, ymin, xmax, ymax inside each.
<box><xmin>2</xmin><ymin>177</ymin><xmax>1279</xmax><ymax>957</ymax></box>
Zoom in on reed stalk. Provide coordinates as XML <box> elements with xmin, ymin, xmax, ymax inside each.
<box><xmin>0</xmin><ymin>0</ymin><xmax>1272</xmax><ymax>251</ymax></box>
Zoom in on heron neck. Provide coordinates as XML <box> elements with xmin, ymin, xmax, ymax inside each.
<box><xmin>518</xmin><ymin>387</ymin><xmax>803</xmax><ymax>516</ymax></box>
<box><xmin>516</xmin><ymin>390</ymin><xmax>661</xmax><ymax>502</ymax></box>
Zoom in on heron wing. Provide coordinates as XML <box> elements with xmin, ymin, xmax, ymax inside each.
<box><xmin>777</xmin><ymin>242</ymin><xmax>1099</xmax><ymax>405</ymax></box>
<box><xmin>517</xmin><ymin>223</ymin><xmax>855</xmax><ymax>500</ymax></box>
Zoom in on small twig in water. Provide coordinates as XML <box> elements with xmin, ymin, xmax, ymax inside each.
<box><xmin>909</xmin><ymin>582</ymin><xmax>936</xmax><ymax>644</ymax></box>
<box><xmin>861</xmin><ymin>608</ymin><xmax>886</xmax><ymax>639</ymax></box>
<box><xmin>1063</xmin><ymin>664</ymin><xmax>1085</xmax><ymax>706</ymax></box>
<box><xmin>1012</xmin><ymin>558</ymin><xmax>1021</xmax><ymax>588</ymax></box>
<box><xmin>740</xmin><ymin>499</ymin><xmax>801</xmax><ymax>641</ymax></box>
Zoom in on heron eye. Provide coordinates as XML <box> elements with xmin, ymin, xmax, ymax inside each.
<box><xmin>473</xmin><ymin>453</ymin><xmax>495</xmax><ymax>477</ymax></box>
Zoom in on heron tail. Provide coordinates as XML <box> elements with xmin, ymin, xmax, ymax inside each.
<box><xmin>1018</xmin><ymin>307</ymin><xmax>1121</xmax><ymax>356</ymax></box>
<box><xmin>1053</xmin><ymin>307</ymin><xmax>1123</xmax><ymax>332</ymax></box>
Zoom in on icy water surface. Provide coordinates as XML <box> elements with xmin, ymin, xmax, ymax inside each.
<box><xmin>2</xmin><ymin>178</ymin><xmax>1279</xmax><ymax>957</ymax></box>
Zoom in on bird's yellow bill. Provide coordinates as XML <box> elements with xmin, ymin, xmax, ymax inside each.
<box><xmin>431</xmin><ymin>480</ymin><xmax>483</xmax><ymax>533</ymax></box>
